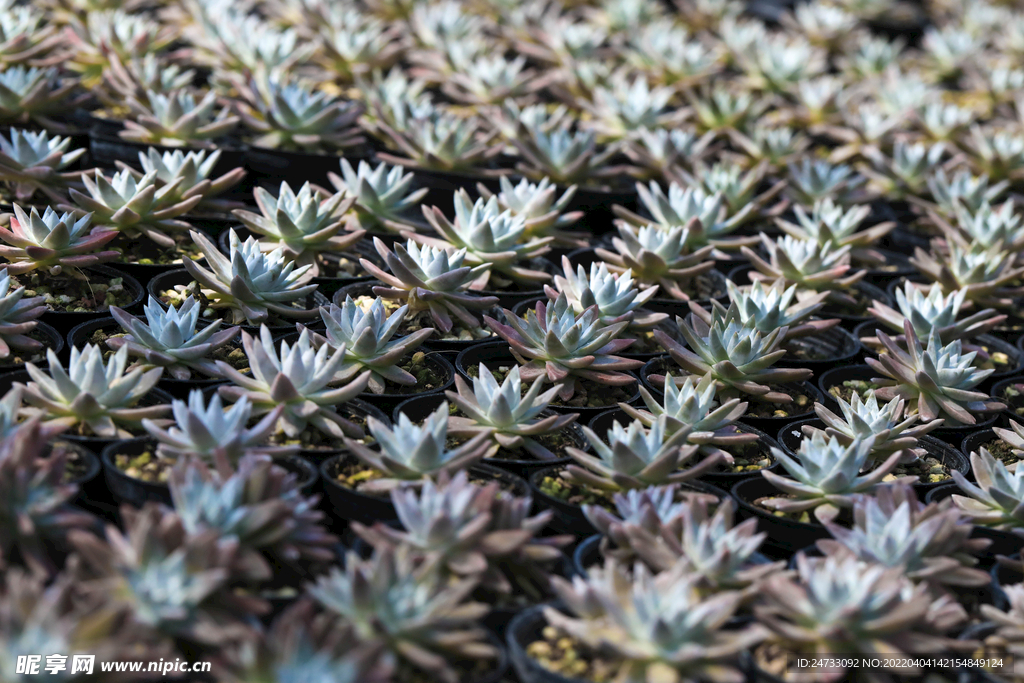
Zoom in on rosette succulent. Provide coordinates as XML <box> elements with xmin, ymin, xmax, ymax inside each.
<box><xmin>67</xmin><ymin>168</ymin><xmax>202</xmax><ymax>249</ymax></box>
<box><xmin>106</xmin><ymin>296</ymin><xmax>239</xmax><ymax>380</ymax></box>
<box><xmin>142</xmin><ymin>390</ymin><xmax>295</xmax><ymax>464</ymax></box>
<box><xmin>718</xmin><ymin>278</ymin><xmax>836</xmax><ymax>340</ymax></box>
<box><xmin>308</xmin><ymin>546</ymin><xmax>497</xmax><ymax>683</ymax></box>
<box><xmin>0</xmin><ymin>419</ymin><xmax>96</xmax><ymax>575</ymax></box>
<box><xmin>808</xmin><ymin>391</ymin><xmax>940</xmax><ymax>464</ymax></box>
<box><xmin>327</xmin><ymin>158</ymin><xmax>430</xmax><ymax>234</ymax></box>
<box><xmin>0</xmin><ymin>128</ymin><xmax>86</xmax><ymax>202</ymax></box>
<box><xmin>867</xmin><ymin>319</ymin><xmax>1005</xmax><ymax>425</ymax></box>
<box><xmin>18</xmin><ymin>344</ymin><xmax>170</xmax><ymax>438</ymax></box>
<box><xmin>124</xmin><ymin>147</ymin><xmax>247</xmax><ymax>213</ymax></box>
<box><xmin>0</xmin><ymin>65</ymin><xmax>78</xmax><ymax>129</ymax></box>
<box><xmin>446</xmin><ymin>363</ymin><xmax>578</xmax><ymax>461</ymax></box>
<box><xmin>485</xmin><ymin>293</ymin><xmax>642</xmax><ymax>402</ymax></box>
<box><xmin>168</xmin><ymin>454</ymin><xmax>337</xmax><ymax>580</ymax></box>
<box><xmin>867</xmin><ymin>282</ymin><xmax>1005</xmax><ymax>345</ymax></box>
<box><xmin>817</xmin><ymin>483</ymin><xmax>990</xmax><ymax>587</ymax></box>
<box><xmin>618</xmin><ymin>372</ymin><xmax>758</xmax><ymax>461</ymax></box>
<box><xmin>547</xmin><ymin>257</ymin><xmax>665</xmax><ymax>328</ymax></box>
<box><xmin>785</xmin><ymin>158</ymin><xmax>866</xmax><ymax>206</ymax></box>
<box><xmin>0</xmin><ymin>204</ymin><xmax>117</xmax><ymax>276</ymax></box>
<box><xmin>375</xmin><ymin>106</ymin><xmax>501</xmax><ymax>172</ymax></box>
<box><xmin>342</xmin><ymin>401</ymin><xmax>491</xmax><ymax>492</ymax></box>
<box><xmin>216</xmin><ymin>327</ymin><xmax>371</xmax><ymax>440</ymax></box>
<box><xmin>909</xmin><ymin>240</ymin><xmax>1024</xmax><ymax>309</ymax></box>
<box><xmin>0</xmin><ymin>269</ymin><xmax>44</xmax><ymax>360</ymax></box>
<box><xmin>476</xmin><ymin>176</ymin><xmax>585</xmax><ymax>246</ymax></box>
<box><xmin>233</xmin><ymin>182</ymin><xmax>363</xmax><ymax>275</ymax></box>
<box><xmin>507</xmin><ymin>117</ymin><xmax>624</xmax><ymax>187</ymax></box>
<box><xmin>120</xmin><ymin>89</ymin><xmax>240</xmax><ymax>147</ymax></box>
<box><xmin>360</xmin><ymin>238</ymin><xmax>499</xmax><ymax>335</ymax></box>
<box><xmin>759</xmin><ymin>431</ymin><xmax>911</xmax><ymax>523</ymax></box>
<box><xmin>564</xmin><ymin>415</ymin><xmax>723</xmax><ymax>492</ymax></box>
<box><xmin>541</xmin><ymin>560</ymin><xmax>765</xmax><ymax>683</ymax></box>
<box><xmin>581</xmin><ymin>484</ymin><xmax>699</xmax><ymax>561</ymax></box>
<box><xmin>743</xmin><ymin>235</ymin><xmax>866</xmax><ymax>307</ymax></box>
<box><xmin>183</xmin><ymin>230</ymin><xmax>320</xmax><ymax>325</ymax></box>
<box><xmin>652</xmin><ymin>304</ymin><xmax>811</xmax><ymax>402</ymax></box>
<box><xmin>925</xmin><ymin>168</ymin><xmax>1007</xmax><ymax>219</ymax></box>
<box><xmin>775</xmin><ymin>198</ymin><xmax>895</xmax><ymax>261</ymax></box>
<box><xmin>416</xmin><ymin>191</ymin><xmax>553</xmax><ymax>288</ymax></box>
<box><xmin>235</xmin><ymin>72</ymin><xmax>364</xmax><ymax>152</ymax></box>
<box><xmin>594</xmin><ymin>224</ymin><xmax>717</xmax><ymax>301</ymax></box>
<box><xmin>951</xmin><ymin>448</ymin><xmax>1024</xmax><ymax>534</ymax></box>
<box><xmin>305</xmin><ymin>296</ymin><xmax>434</xmax><ymax>394</ymax></box>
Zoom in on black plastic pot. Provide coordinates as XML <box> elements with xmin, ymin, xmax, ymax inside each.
<box><xmin>392</xmin><ymin>392</ymin><xmax>587</xmax><ymax>480</ymax></box>
<box><xmin>775</xmin><ymin>325</ymin><xmax>863</xmax><ymax>378</ymax></box>
<box><xmin>507</xmin><ymin>604</ymin><xmax>586</xmax><ymax>683</ymax></box>
<box><xmin>148</xmin><ymin>268</ymin><xmax>327</xmax><ymax>339</ymax></box>
<box><xmin>390</xmin><ymin>163</ymin><xmax>507</xmax><ymax>217</ymax></box>
<box><xmin>926</xmin><ymin>484</ymin><xmax>1024</xmax><ymax>566</ymax></box>
<box><xmin>333</xmin><ymin>281</ymin><xmax>500</xmax><ymax>355</ymax></box>
<box><xmin>359</xmin><ymin>348</ymin><xmax>456</xmax><ymax>417</ymax></box>
<box><xmin>777</xmin><ymin>416</ymin><xmax>971</xmax><ymax>494</ymax></box>
<box><xmin>528</xmin><ymin>464</ymin><xmax>727</xmax><ymax>536</ymax></box>
<box><xmin>58</xmin><ymin>439</ymin><xmax>103</xmax><ymax>511</ymax></box>
<box><xmin>956</xmin><ymin>622</ymin><xmax>1012</xmax><ymax>683</ymax></box>
<box><xmin>731</xmin><ymin>476</ymin><xmax>834</xmax><ymax>554</ymax></box>
<box><xmin>66</xmin><ymin>317</ymin><xmax>235</xmax><ymax>400</ymax></box>
<box><xmin>319</xmin><ymin>457</ymin><xmax>528</xmax><ymax>527</ymax></box>
<box><xmin>38</xmin><ymin>265</ymin><xmax>145</xmax><ymax>338</ymax></box>
<box><xmin>990</xmin><ymin>562</ymin><xmax>1018</xmax><ymax>612</ymax></box>
<box><xmin>243</xmin><ymin>144</ymin><xmax>373</xmax><ymax>187</ymax></box>
<box><xmin>588</xmin><ymin>408</ymin><xmax>783</xmax><ymax>489</ymax></box>
<box><xmin>992</xmin><ymin>376</ymin><xmax>1024</xmax><ymax>422</ymax></box>
<box><xmin>962</xmin><ymin>429</ymin><xmax>1008</xmax><ymax>476</ymax></box>
<box><xmin>857</xmin><ymin>248</ymin><xmax>917</xmax><ymax>285</ymax></box>
<box><xmin>566</xmin><ymin>182</ymin><xmax>638</xmax><ymax>237</ymax></box>
<box><xmin>0</xmin><ymin>321</ymin><xmax>64</xmax><ymax>372</ymax></box>
<box><xmin>101</xmin><ymin>437</ymin><xmax>318</xmax><ymax>509</ymax></box>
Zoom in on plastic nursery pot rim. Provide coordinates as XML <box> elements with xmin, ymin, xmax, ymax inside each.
<box><xmin>37</xmin><ymin>264</ymin><xmax>145</xmax><ymax>320</ymax></box>
<box><xmin>991</xmin><ymin>375</ymin><xmax>1024</xmax><ymax>421</ymax></box>
<box><xmin>729</xmin><ymin>476</ymin><xmax>835</xmax><ymax>540</ymax></box>
<box><xmin>0</xmin><ymin>320</ymin><xmax>64</xmax><ymax>373</ymax></box>
<box><xmin>58</xmin><ymin>440</ymin><xmax>101</xmax><ymax>487</ymax></box>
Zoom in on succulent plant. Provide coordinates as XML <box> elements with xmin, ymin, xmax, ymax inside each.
<box><xmin>183</xmin><ymin>230</ymin><xmax>320</xmax><ymax>325</ymax></box>
<box><xmin>305</xmin><ymin>296</ymin><xmax>434</xmax><ymax>394</ymax></box>
<box><xmin>0</xmin><ymin>65</ymin><xmax>79</xmax><ymax>129</ymax></box>
<box><xmin>618</xmin><ymin>372</ymin><xmax>758</xmax><ymax>462</ymax></box>
<box><xmin>446</xmin><ymin>363</ymin><xmax>578</xmax><ymax>461</ymax></box>
<box><xmin>169</xmin><ymin>453</ymin><xmax>337</xmax><ymax>581</ymax></box>
<box><xmin>754</xmin><ymin>553</ymin><xmax>969</xmax><ymax>678</ymax></box>
<box><xmin>313</xmin><ymin>6</ymin><xmax>403</xmax><ymax>82</ymax></box>
<box><xmin>775</xmin><ymin>198</ymin><xmax>895</xmax><ymax>262</ymax></box>
<box><xmin>120</xmin><ymin>89</ymin><xmax>239</xmax><ymax>148</ymax></box>
<box><xmin>375</xmin><ymin>105</ymin><xmax>501</xmax><ymax>172</ymax></box>
<box><xmin>485</xmin><ymin>293</ymin><xmax>642</xmax><ymax>402</ymax></box>
<box><xmin>686</xmin><ymin>84</ymin><xmax>768</xmax><ymax>133</ymax></box>
<box><xmin>105</xmin><ymin>296</ymin><xmax>239</xmax><ymax>381</ymax></box>
<box><xmin>440</xmin><ymin>53</ymin><xmax>547</xmax><ymax>105</ymax></box>
<box><xmin>785</xmin><ymin>158</ymin><xmax>866</xmax><ymax>206</ymax></box>
<box><xmin>67</xmin><ymin>168</ymin><xmax>201</xmax><ymax>249</ymax></box>
<box><xmin>718</xmin><ymin>278</ymin><xmax>836</xmax><ymax>341</ymax></box>
<box><xmin>547</xmin><ymin>257</ymin><xmax>665</xmax><ymax>328</ymax></box>
<box><xmin>0</xmin><ymin>204</ymin><xmax>117</xmax><ymax>276</ymax></box>
<box><xmin>96</xmin><ymin>52</ymin><xmax>195</xmax><ymax>110</ymax></box>
<box><xmin>232</xmin><ymin>182</ymin><xmax>363</xmax><ymax>276</ymax></box>
<box><xmin>505</xmin><ymin>116</ymin><xmax>624</xmax><ymax>187</ymax></box>
<box><xmin>868</xmin><ymin>319</ymin><xmax>1005</xmax><ymax>425</ymax></box>
<box><xmin>951</xmin><ymin>448</ymin><xmax>1024</xmax><ymax>534</ymax></box>
<box><xmin>626</xmin><ymin>20</ymin><xmax>722</xmax><ymax>85</ymax></box>
<box><xmin>960</xmin><ymin>124</ymin><xmax>1024</xmax><ymax>182</ymax></box>
<box><xmin>142</xmin><ymin>390</ymin><xmax>295</xmax><ymax>465</ymax></box>
<box><xmin>564</xmin><ymin>415</ymin><xmax>723</xmax><ymax>492</ymax></box>
<box><xmin>542</xmin><ymin>559</ymin><xmax>765</xmax><ymax>683</ymax></box>
<box><xmin>64</xmin><ymin>10</ymin><xmax>177</xmax><ymax>86</ymax></box>
<box><xmin>867</xmin><ymin>281</ymin><xmax>1006</xmax><ymax>344</ymax></box>
<box><xmin>614</xmin><ymin>182</ymin><xmax>758</xmax><ymax>251</ymax></box>
<box><xmin>0</xmin><ymin>266</ymin><xmax>43</xmax><ymax>359</ymax></box>
<box><xmin>360</xmin><ymin>238</ymin><xmax>499</xmax><ymax>335</ymax></box>
<box><xmin>676</xmin><ymin>160</ymin><xmax>786</xmax><ymax>220</ymax></box>
<box><xmin>760</xmin><ymin>431</ymin><xmax>913</xmax><ymax>523</ymax></box>
<box><xmin>308</xmin><ymin>546</ymin><xmax>497</xmax><ymax>683</ymax></box>
<box><xmin>860</xmin><ymin>141</ymin><xmax>947</xmax><ymax>199</ymax></box>
<box><xmin>18</xmin><ymin>344</ymin><xmax>169</xmax><ymax>438</ymax></box>
<box><xmin>475</xmin><ymin>176</ymin><xmax>585</xmax><ymax>246</ymax></box>
<box><xmin>743</xmin><ymin>234</ymin><xmax>866</xmax><ymax>308</ymax></box>
<box><xmin>120</xmin><ymin>147</ymin><xmax>246</xmax><ymax>215</ymax></box>
<box><xmin>0</xmin><ymin>5</ymin><xmax>65</xmax><ymax>68</ymax></box>
<box><xmin>69</xmin><ymin>503</ymin><xmax>264</xmax><ymax>647</ymax></box>
<box><xmin>924</xmin><ymin>168</ymin><xmax>1008</xmax><ymax>219</ymax></box>
<box><xmin>622</xmin><ymin>126</ymin><xmax>715</xmax><ymax>178</ymax></box>
<box><xmin>0</xmin><ymin>419</ymin><xmax>96</xmax><ymax>575</ymax></box>
<box><xmin>594</xmin><ymin>223</ymin><xmax>717</xmax><ymax>301</ymax></box>
<box><xmin>943</xmin><ymin>199</ymin><xmax>1024</xmax><ymax>253</ymax></box>
<box><xmin>909</xmin><ymin>240</ymin><xmax>1024</xmax><ymax>310</ymax></box>
<box><xmin>342</xmin><ymin>401</ymin><xmax>490</xmax><ymax>493</ymax></box>
<box><xmin>581</xmin><ymin>483</ymin><xmax>701</xmax><ymax>559</ymax></box>
<box><xmin>217</xmin><ymin>327</ymin><xmax>370</xmax><ymax>440</ymax></box>
<box><xmin>581</xmin><ymin>72</ymin><xmax>681</xmax><ymax>141</ymax></box>
<box><xmin>652</xmin><ymin>303</ymin><xmax>811</xmax><ymax>402</ymax></box>
<box><xmin>416</xmin><ymin>191</ymin><xmax>552</xmax><ymax>288</ymax></box>
<box><xmin>355</xmin><ymin>470</ymin><xmax>570</xmax><ymax>599</ymax></box>
<box><xmin>327</xmin><ymin>158</ymin><xmax>430</xmax><ymax>235</ymax></box>
<box><xmin>817</xmin><ymin>483</ymin><xmax>990</xmax><ymax>587</ymax></box>
<box><xmin>740</xmin><ymin>34</ymin><xmax>827</xmax><ymax>93</ymax></box>
<box><xmin>235</xmin><ymin>72</ymin><xmax>364</xmax><ymax>152</ymax></box>
<box><xmin>0</xmin><ymin>128</ymin><xmax>86</xmax><ymax>202</ymax></box>
<box><xmin>809</xmin><ymin>391</ymin><xmax>941</xmax><ymax>465</ymax></box>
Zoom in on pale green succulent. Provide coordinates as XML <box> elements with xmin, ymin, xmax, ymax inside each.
<box><xmin>949</xmin><ymin>200</ymin><xmax>1024</xmax><ymax>252</ymax></box>
<box><xmin>548</xmin><ymin>258</ymin><xmax>663</xmax><ymax>328</ymax></box>
<box><xmin>867</xmin><ymin>281</ymin><xmax>1005</xmax><ymax>343</ymax></box>
<box><xmin>616</xmin><ymin>182</ymin><xmax>756</xmax><ymax>249</ymax></box>
<box><xmin>475</xmin><ymin>176</ymin><xmax>585</xmax><ymax>246</ymax></box>
<box><xmin>315</xmin><ymin>6</ymin><xmax>403</xmax><ymax>81</ymax></box>
<box><xmin>809</xmin><ymin>391</ymin><xmax>940</xmax><ymax>463</ymax></box>
<box><xmin>0</xmin><ymin>269</ymin><xmax>44</xmax><ymax>361</ymax></box>
<box><xmin>0</xmin><ymin>128</ymin><xmax>86</xmax><ymax>202</ymax></box>
<box><xmin>622</xmin><ymin>126</ymin><xmax>715</xmax><ymax>176</ymax></box>
<box><xmin>307</xmin><ymin>296</ymin><xmax>434</xmax><ymax>394</ymax></box>
<box><xmin>19</xmin><ymin>345</ymin><xmax>170</xmax><ymax>438</ymax></box>
<box><xmin>775</xmin><ymin>198</ymin><xmax>895</xmax><ymax>252</ymax></box>
<box><xmin>952</xmin><ymin>448</ymin><xmax>1024</xmax><ymax>534</ymax></box>
<box><xmin>722</xmin><ymin>278</ymin><xmax>833</xmax><ymax>340</ymax></box>
<box><xmin>926</xmin><ymin>169</ymin><xmax>1008</xmax><ymax>218</ymax></box>
<box><xmin>595</xmin><ymin>224</ymin><xmax>717</xmax><ymax>301</ymax></box>
<box><xmin>508</xmin><ymin>119</ymin><xmax>622</xmax><ymax>187</ymax></box>
<box><xmin>861</xmin><ymin>141</ymin><xmax>946</xmax><ymax>199</ymax></box>
<box><xmin>582</xmin><ymin>72</ymin><xmax>680</xmax><ymax>140</ymax></box>
<box><xmin>0</xmin><ymin>65</ymin><xmax>77</xmax><ymax>129</ymax></box>
<box><xmin>743</xmin><ymin>235</ymin><xmax>865</xmax><ymax>307</ymax></box>
<box><xmin>962</xmin><ymin>125</ymin><xmax>1024</xmax><ymax>181</ymax></box>
<box><xmin>216</xmin><ymin>326</ymin><xmax>371</xmax><ymax>440</ymax></box>
<box><xmin>376</xmin><ymin>105</ymin><xmax>500</xmax><ymax>172</ymax></box>
<box><xmin>446</xmin><ymin>363</ymin><xmax>578</xmax><ymax>461</ymax></box>
<box><xmin>183</xmin><ymin>230</ymin><xmax>320</xmax><ymax>326</ymax></box>
<box><xmin>342</xmin><ymin>401</ymin><xmax>491</xmax><ymax>493</ymax></box>
<box><xmin>128</xmin><ymin>148</ymin><xmax>246</xmax><ymax>212</ymax></box>
<box><xmin>121</xmin><ymin>89</ymin><xmax>239</xmax><ymax>147</ymax></box>
<box><xmin>910</xmin><ymin>240</ymin><xmax>1024</xmax><ymax>309</ymax></box>
<box><xmin>741</xmin><ymin>34</ymin><xmax>827</xmax><ymax>92</ymax></box>
<box><xmin>232</xmin><ymin>182</ymin><xmax>363</xmax><ymax>275</ymax></box>
<box><xmin>786</xmin><ymin>158</ymin><xmax>865</xmax><ymax>206</ymax></box>
<box><xmin>760</xmin><ymin>431</ymin><xmax>909</xmax><ymax>523</ymax></box>
<box><xmin>142</xmin><ymin>390</ymin><xmax>295</xmax><ymax>465</ymax></box>
<box><xmin>328</xmin><ymin>158</ymin><xmax>430</xmax><ymax>234</ymax></box>
<box><xmin>0</xmin><ymin>204</ymin><xmax>118</xmax><ymax>276</ymax></box>
<box><xmin>626</xmin><ymin>20</ymin><xmax>722</xmax><ymax>84</ymax></box>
